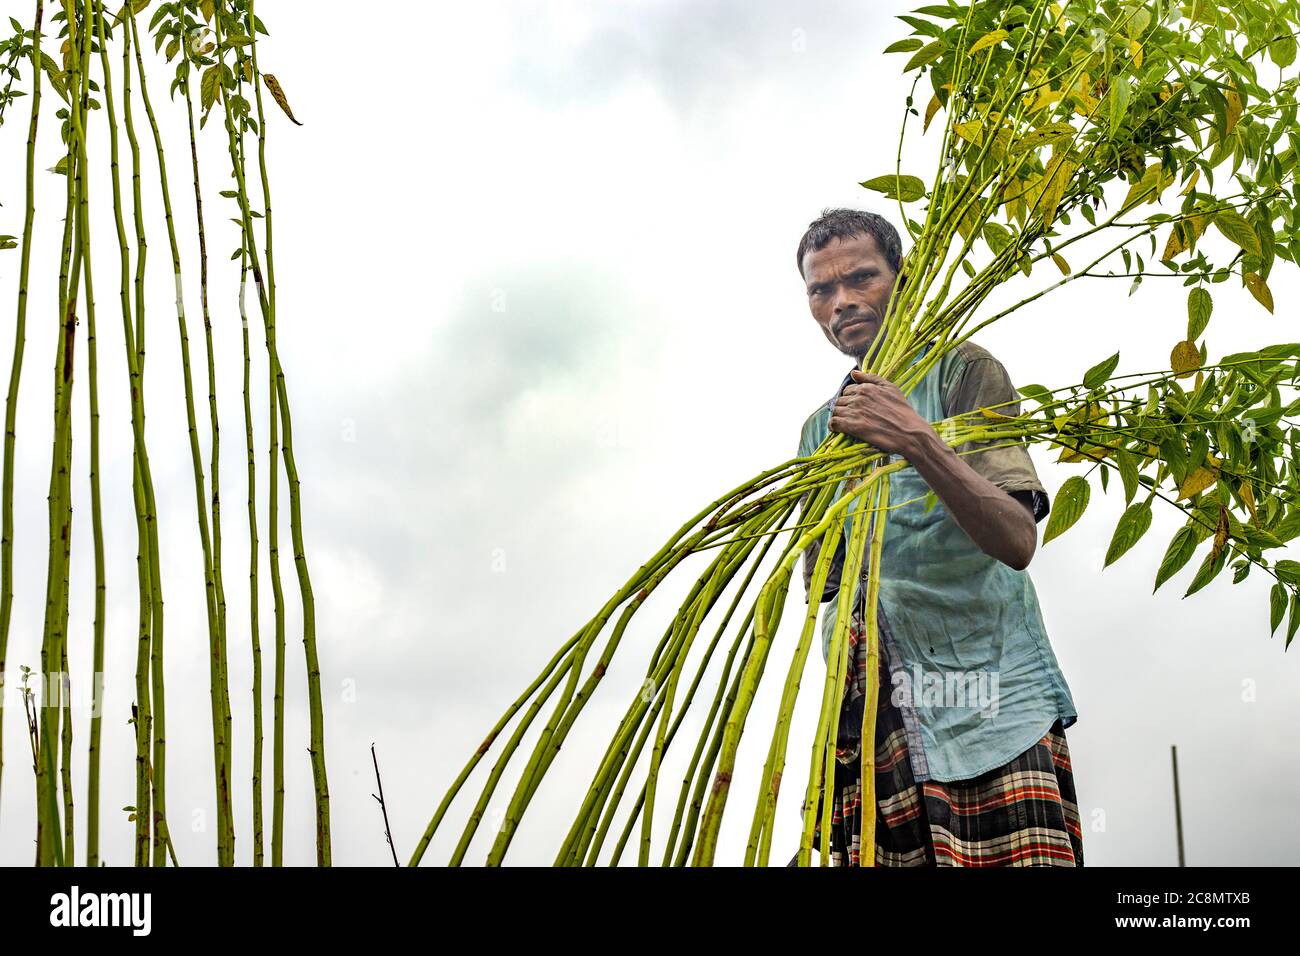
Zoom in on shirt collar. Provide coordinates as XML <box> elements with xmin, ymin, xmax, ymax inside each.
<box><xmin>827</xmin><ymin>338</ymin><xmax>936</xmax><ymax>409</ymax></box>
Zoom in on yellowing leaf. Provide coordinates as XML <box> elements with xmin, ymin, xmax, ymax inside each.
<box><xmin>1210</xmin><ymin>507</ymin><xmax>1230</xmax><ymax>563</ymax></box>
<box><xmin>968</xmin><ymin>30</ymin><xmax>1009</xmax><ymax>56</ymax></box>
<box><xmin>1129</xmin><ymin>38</ymin><xmax>1144</xmax><ymax>68</ymax></box>
<box><xmin>1049</xmin><ymin>3</ymin><xmax>1067</xmax><ymax>32</ymax></box>
<box><xmin>1051</xmin><ymin>253</ymin><xmax>1071</xmax><ymax>275</ymax></box>
<box><xmin>1121</xmin><ymin>163</ymin><xmax>1173</xmax><ymax>211</ymax></box>
<box><xmin>1179</xmin><ymin>167</ymin><xmax>1200</xmax><ymax>196</ymax></box>
<box><xmin>1161</xmin><ymin>224</ymin><xmax>1184</xmax><ymax>262</ymax></box>
<box><xmin>954</xmin><ymin>120</ymin><xmax>984</xmax><ymax>145</ymax></box>
<box><xmin>980</xmin><ymin>406</ymin><xmax>1016</xmax><ymax>422</ymax></box>
<box><xmin>1225</xmin><ymin>85</ymin><xmax>1242</xmax><ymax>134</ymax></box>
<box><xmin>1245</xmin><ymin>272</ymin><xmax>1274</xmax><ymax>313</ymax></box>
<box><xmin>262</xmin><ymin>73</ymin><xmax>304</xmax><ymax>126</ymax></box>
<box><xmin>924</xmin><ymin>94</ymin><xmax>942</xmax><ymax>133</ymax></box>
<box><xmin>1024</xmin><ymin>148</ymin><xmax>1076</xmax><ymax>227</ymax></box>
<box><xmin>1170</xmin><ymin>339</ymin><xmax>1201</xmax><ymax>377</ymax></box>
<box><xmin>1158</xmin><ymin>81</ymin><xmax>1184</xmax><ymax>103</ymax></box>
<box><xmin>1071</xmin><ymin>89</ymin><xmax>1100</xmax><ymax>118</ymax></box>
<box><xmin>1026</xmin><ymin>87</ymin><xmax>1062</xmax><ymax>113</ymax></box>
<box><xmin>200</xmin><ymin>64</ymin><xmax>221</xmax><ymax>112</ymax></box>
<box><xmin>1239</xmin><ymin>480</ymin><xmax>1259</xmax><ymax>526</ymax></box>
<box><xmin>1013</xmin><ymin>121</ymin><xmax>1076</xmax><ymax>154</ymax></box>
<box><xmin>1177</xmin><ymin>466</ymin><xmax>1218</xmax><ymax>500</ymax></box>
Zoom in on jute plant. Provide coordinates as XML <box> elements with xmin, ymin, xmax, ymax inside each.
<box><xmin>413</xmin><ymin>0</ymin><xmax>1300</xmax><ymax>866</ymax></box>
<box><xmin>0</xmin><ymin>0</ymin><xmax>329</xmax><ymax>866</ymax></box>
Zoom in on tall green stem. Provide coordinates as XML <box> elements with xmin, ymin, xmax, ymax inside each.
<box><xmin>0</xmin><ymin>0</ymin><xmax>44</xmax><ymax>833</ymax></box>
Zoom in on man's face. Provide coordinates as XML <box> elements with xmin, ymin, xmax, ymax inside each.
<box><xmin>801</xmin><ymin>232</ymin><xmax>898</xmax><ymax>362</ymax></box>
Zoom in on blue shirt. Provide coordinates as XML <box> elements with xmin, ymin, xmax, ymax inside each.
<box><xmin>797</xmin><ymin>339</ymin><xmax>1077</xmax><ymax>782</ymax></box>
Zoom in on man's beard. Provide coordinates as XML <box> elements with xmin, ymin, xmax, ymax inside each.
<box><xmin>840</xmin><ymin>325</ymin><xmax>886</xmax><ymax>364</ymax></box>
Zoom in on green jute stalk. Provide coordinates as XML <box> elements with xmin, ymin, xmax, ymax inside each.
<box><xmin>856</xmin><ymin>476</ymin><xmax>890</xmax><ymax>867</ymax></box>
<box><xmin>183</xmin><ymin>50</ymin><xmax>237</xmax><ymax>870</ymax></box>
<box><xmin>0</xmin><ymin>0</ymin><xmax>44</xmax><ymax>836</ymax></box>
<box><xmin>234</xmin><ymin>131</ymin><xmax>265</xmax><ymax>867</ymax></box>
<box><xmin>481</xmin><ymin>461</ymin><xmax>825</xmax><ymax>864</ymax></box>
<box><xmin>116</xmin><ymin>3</ymin><xmax>173</xmax><ymax>866</ymax></box>
<box><xmin>410</xmin><ymin>455</ymin><xmax>822</xmax><ymax>864</ymax></box>
<box><xmin>36</xmin><ymin>0</ymin><xmax>89</xmax><ymax>867</ymax></box>
<box><xmin>580</xmin><ymin>500</ymin><xmax>800</xmax><ymax>866</ymax></box>
<box><xmin>693</xmin><ymin>458</ymin><xmax>909</xmax><ymax>866</ymax></box>
<box><xmin>126</xmin><ymin>4</ymin><xmax>234</xmax><ymax>866</ymax></box>
<box><xmin>211</xmin><ymin>16</ymin><xmax>289</xmax><ymax>864</ymax></box>
<box><xmin>539</xmin><ymin>501</ymin><xmax>783</xmax><ymax>866</ymax></box>
<box><xmin>746</xmin><ymin>482</ymin><xmax>848</xmax><ymax>866</ymax></box>
<box><xmin>619</xmin><ymin>505</ymin><xmax>801</xmax><ymax>866</ymax></box>
<box><xmin>59</xmin><ymin>644</ymin><xmax>72</xmax><ymax>860</ymax></box>
<box><xmin>207</xmin><ymin>0</ymin><xmax>331</xmax><ymax>863</ymax></box>
<box><xmin>91</xmin><ymin>0</ymin><xmax>161</xmax><ymax>866</ymax></box>
<box><xmin>243</xmin><ymin>0</ymin><xmax>331</xmax><ymax>864</ymax></box>
<box><xmin>68</xmin><ymin>1</ymin><xmax>103</xmax><ymax>865</ymax></box>
<box><xmin>82</xmin><ymin>60</ymin><xmax>107</xmax><ymax>865</ymax></box>
<box><xmin>636</xmin><ymin>516</ymin><xmax>772</xmax><ymax>864</ymax></box>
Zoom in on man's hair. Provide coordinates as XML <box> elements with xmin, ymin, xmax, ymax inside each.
<box><xmin>795</xmin><ymin>207</ymin><xmax>903</xmax><ymax>278</ymax></box>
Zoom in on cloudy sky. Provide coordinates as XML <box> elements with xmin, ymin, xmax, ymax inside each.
<box><xmin>0</xmin><ymin>0</ymin><xmax>1297</xmax><ymax>867</ymax></box>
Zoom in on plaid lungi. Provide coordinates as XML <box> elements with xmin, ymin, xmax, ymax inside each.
<box><xmin>792</xmin><ymin>610</ymin><xmax>1084</xmax><ymax>867</ymax></box>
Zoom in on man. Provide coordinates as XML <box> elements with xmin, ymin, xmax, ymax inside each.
<box><xmin>789</xmin><ymin>208</ymin><xmax>1081</xmax><ymax>867</ymax></box>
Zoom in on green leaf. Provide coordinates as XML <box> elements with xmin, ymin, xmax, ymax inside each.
<box><xmin>1270</xmin><ymin>583</ymin><xmax>1287</xmax><ymax>636</ymax></box>
<box><xmin>1044</xmin><ymin>475</ymin><xmax>1089</xmax><ymax>545</ymax></box>
<box><xmin>1183</xmin><ymin>542</ymin><xmax>1227</xmax><ymax>597</ymax></box>
<box><xmin>1083</xmin><ymin>351</ymin><xmax>1120</xmax><ymax>389</ymax></box>
<box><xmin>1107</xmin><ymin>79</ymin><xmax>1131</xmax><ymax>137</ymax></box>
<box><xmin>1105</xmin><ymin>501</ymin><xmax>1153</xmax><ymax>567</ymax></box>
<box><xmin>1213</xmin><ymin>209</ymin><xmax>1262</xmax><ymax>258</ymax></box>
<box><xmin>859</xmin><ymin>173</ymin><xmax>926</xmax><ymax>202</ymax></box>
<box><xmin>1154</xmin><ymin>525</ymin><xmax>1198</xmax><ymax>592</ymax></box>
<box><xmin>1289</xmin><ymin>592</ymin><xmax>1300</xmax><ymax>648</ymax></box>
<box><xmin>904</xmin><ymin>39</ymin><xmax>947</xmax><ymax>72</ymax></box>
<box><xmin>883</xmin><ymin>38</ymin><xmax>924</xmax><ymax>54</ymax></box>
<box><xmin>1016</xmin><ymin>383</ymin><xmax>1053</xmax><ymax>405</ymax></box>
<box><xmin>1273</xmin><ymin>559</ymin><xmax>1300</xmax><ymax>584</ymax></box>
<box><xmin>982</xmin><ymin>221</ymin><xmax>1011</xmax><ymax>255</ymax></box>
<box><xmin>1269</xmin><ymin>35</ymin><xmax>1297</xmax><ymax>69</ymax></box>
<box><xmin>1116</xmin><ymin>447</ymin><xmax>1139</xmax><ymax>504</ymax></box>
<box><xmin>1187</xmin><ymin>287</ymin><xmax>1212</xmax><ymax>341</ymax></box>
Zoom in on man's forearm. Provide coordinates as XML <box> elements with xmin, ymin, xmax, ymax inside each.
<box><xmin>901</xmin><ymin>426</ymin><xmax>1038</xmax><ymax>570</ymax></box>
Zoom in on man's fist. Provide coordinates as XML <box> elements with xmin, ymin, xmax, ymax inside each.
<box><xmin>828</xmin><ymin>369</ymin><xmax>932</xmax><ymax>458</ymax></box>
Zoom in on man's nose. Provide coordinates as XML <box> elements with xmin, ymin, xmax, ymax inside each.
<box><xmin>831</xmin><ymin>285</ymin><xmax>859</xmax><ymax>314</ymax></box>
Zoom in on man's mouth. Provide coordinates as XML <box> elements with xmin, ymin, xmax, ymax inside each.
<box><xmin>835</xmin><ymin>316</ymin><xmax>872</xmax><ymax>338</ymax></box>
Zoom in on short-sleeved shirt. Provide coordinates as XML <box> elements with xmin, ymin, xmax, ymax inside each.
<box><xmin>796</xmin><ymin>338</ymin><xmax>1077</xmax><ymax>783</ymax></box>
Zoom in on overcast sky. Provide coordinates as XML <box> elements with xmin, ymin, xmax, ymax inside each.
<box><xmin>0</xmin><ymin>0</ymin><xmax>1297</xmax><ymax>867</ymax></box>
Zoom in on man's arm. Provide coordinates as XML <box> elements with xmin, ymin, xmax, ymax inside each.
<box><xmin>828</xmin><ymin>367</ymin><xmax>1039</xmax><ymax>571</ymax></box>
<box><xmin>903</xmin><ymin>428</ymin><xmax>1038</xmax><ymax>570</ymax></box>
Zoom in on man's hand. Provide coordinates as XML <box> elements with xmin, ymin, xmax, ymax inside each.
<box><xmin>828</xmin><ymin>369</ymin><xmax>931</xmax><ymax>458</ymax></box>
<box><xmin>829</xmin><ymin>370</ymin><xmax>1040</xmax><ymax>571</ymax></box>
